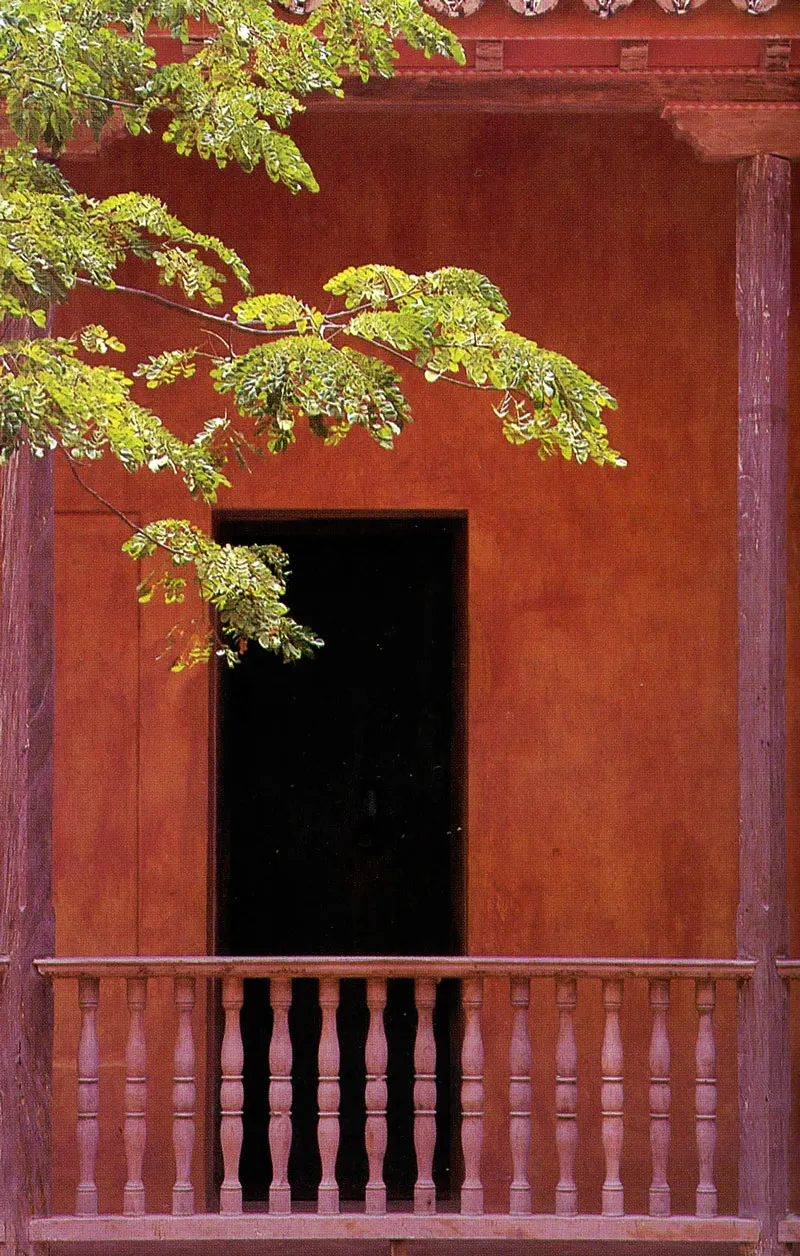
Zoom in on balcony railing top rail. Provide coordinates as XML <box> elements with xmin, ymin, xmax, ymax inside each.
<box><xmin>776</xmin><ymin>960</ymin><xmax>800</xmax><ymax>977</ymax></box>
<box><xmin>35</xmin><ymin>955</ymin><xmax>757</xmax><ymax>980</ymax></box>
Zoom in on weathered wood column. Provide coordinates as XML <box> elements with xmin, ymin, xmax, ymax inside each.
<box><xmin>0</xmin><ymin>320</ymin><xmax>56</xmax><ymax>1256</ymax></box>
<box><xmin>662</xmin><ymin>106</ymin><xmax>799</xmax><ymax>1256</ymax></box>
<box><xmin>735</xmin><ymin>153</ymin><xmax>791</xmax><ymax>1256</ymax></box>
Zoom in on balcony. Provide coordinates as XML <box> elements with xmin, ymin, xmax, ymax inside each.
<box><xmin>27</xmin><ymin>954</ymin><xmax>770</xmax><ymax>1251</ymax></box>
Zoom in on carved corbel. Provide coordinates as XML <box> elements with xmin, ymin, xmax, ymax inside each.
<box><xmin>662</xmin><ymin>102</ymin><xmax>800</xmax><ymax>161</ymax></box>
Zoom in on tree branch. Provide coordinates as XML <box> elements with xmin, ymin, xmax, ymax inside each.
<box><xmin>76</xmin><ymin>277</ymin><xmax>287</xmax><ymax>337</ymax></box>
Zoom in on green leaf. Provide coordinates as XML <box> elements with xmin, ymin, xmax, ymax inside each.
<box><xmin>134</xmin><ymin>347</ymin><xmax>198</xmax><ymax>387</ymax></box>
<box><xmin>233</xmin><ymin>292</ymin><xmax>312</xmax><ymax>329</ymax></box>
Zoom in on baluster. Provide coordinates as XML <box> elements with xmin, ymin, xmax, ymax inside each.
<box><xmin>172</xmin><ymin>976</ymin><xmax>196</xmax><ymax>1216</ymax></box>
<box><xmin>601</xmin><ymin>977</ymin><xmax>624</xmax><ymax>1217</ymax></box>
<box><xmin>269</xmin><ymin>977</ymin><xmax>293</xmax><ymax>1214</ymax></box>
<box><xmin>220</xmin><ymin>975</ymin><xmax>244</xmax><ymax>1214</ymax></box>
<box><xmin>123</xmin><ymin>976</ymin><xmax>148</xmax><ymax>1216</ymax></box>
<box><xmin>414</xmin><ymin>978</ymin><xmax>437</xmax><ymax>1213</ymax></box>
<box><xmin>695</xmin><ymin>978</ymin><xmax>717</xmax><ymax>1218</ymax></box>
<box><xmin>317</xmin><ymin>977</ymin><xmax>340</xmax><ymax>1214</ymax></box>
<box><xmin>648</xmin><ymin>978</ymin><xmax>671</xmax><ymax>1217</ymax></box>
<box><xmin>365</xmin><ymin>978</ymin><xmax>388</xmax><ymax>1214</ymax></box>
<box><xmin>554</xmin><ymin>976</ymin><xmax>578</xmax><ymax>1216</ymax></box>
<box><xmin>460</xmin><ymin>977</ymin><xmax>484</xmax><ymax>1216</ymax></box>
<box><xmin>509</xmin><ymin>977</ymin><xmax>532</xmax><ymax>1215</ymax></box>
<box><xmin>76</xmin><ymin>975</ymin><xmax>100</xmax><ymax>1216</ymax></box>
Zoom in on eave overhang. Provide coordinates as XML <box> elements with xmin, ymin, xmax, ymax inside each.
<box><xmin>299</xmin><ymin>0</ymin><xmax>800</xmax><ymax>118</ymax></box>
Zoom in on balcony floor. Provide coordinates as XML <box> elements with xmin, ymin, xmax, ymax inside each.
<box><xmin>31</xmin><ymin>1212</ymin><xmax>759</xmax><ymax>1253</ymax></box>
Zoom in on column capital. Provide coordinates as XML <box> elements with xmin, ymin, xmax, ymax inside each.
<box><xmin>662</xmin><ymin>101</ymin><xmax>800</xmax><ymax>161</ymax></box>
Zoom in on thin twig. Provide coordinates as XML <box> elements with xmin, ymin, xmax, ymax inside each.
<box><xmin>76</xmin><ymin>277</ymin><xmax>287</xmax><ymax>338</ymax></box>
<box><xmin>322</xmin><ymin>281</ymin><xmax>423</xmax><ymax>321</ymax></box>
<box><xmin>0</xmin><ymin>65</ymin><xmax>143</xmax><ymax>111</ymax></box>
<box><xmin>60</xmin><ymin>446</ymin><xmax>180</xmax><ymax>556</ymax></box>
<box><xmin>372</xmin><ymin>340</ymin><xmax>491</xmax><ymax>392</ymax></box>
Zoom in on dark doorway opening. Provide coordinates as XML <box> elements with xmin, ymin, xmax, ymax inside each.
<box><xmin>215</xmin><ymin>514</ymin><xmax>465</xmax><ymax>1204</ymax></box>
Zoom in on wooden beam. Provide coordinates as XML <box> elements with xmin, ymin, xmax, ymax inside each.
<box><xmin>35</xmin><ymin>954</ymin><xmax>757</xmax><ymax>979</ymax></box>
<box><xmin>29</xmin><ymin>1212</ymin><xmax>762</xmax><ymax>1243</ymax></box>
<box><xmin>301</xmin><ymin>74</ymin><xmax>800</xmax><ymax>117</ymax></box>
<box><xmin>663</xmin><ymin>102</ymin><xmax>800</xmax><ymax>160</ymax></box>
<box><xmin>735</xmin><ymin>154</ymin><xmax>791</xmax><ymax>1256</ymax></box>
<box><xmin>0</xmin><ymin>321</ymin><xmax>55</xmax><ymax>1256</ymax></box>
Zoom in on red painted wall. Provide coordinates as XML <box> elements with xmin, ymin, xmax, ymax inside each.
<box><xmin>51</xmin><ymin>109</ymin><xmax>800</xmax><ymax>1216</ymax></box>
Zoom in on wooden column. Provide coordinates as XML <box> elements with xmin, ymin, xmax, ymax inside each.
<box><xmin>736</xmin><ymin>153</ymin><xmax>791</xmax><ymax>1256</ymax></box>
<box><xmin>0</xmin><ymin>316</ymin><xmax>55</xmax><ymax>1255</ymax></box>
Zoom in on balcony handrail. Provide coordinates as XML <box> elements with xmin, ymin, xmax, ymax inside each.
<box><xmin>35</xmin><ymin>955</ymin><xmax>756</xmax><ymax>980</ymax></box>
<box><xmin>776</xmin><ymin>960</ymin><xmax>800</xmax><ymax>977</ymax></box>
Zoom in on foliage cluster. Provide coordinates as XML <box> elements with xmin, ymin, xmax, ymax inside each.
<box><xmin>0</xmin><ymin>0</ymin><xmax>621</xmax><ymax>667</ymax></box>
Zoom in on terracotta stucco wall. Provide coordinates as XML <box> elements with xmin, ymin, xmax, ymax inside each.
<box><xmin>51</xmin><ymin>110</ymin><xmax>799</xmax><ymax>1215</ymax></box>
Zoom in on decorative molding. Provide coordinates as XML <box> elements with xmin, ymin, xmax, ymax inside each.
<box><xmin>730</xmin><ymin>0</ymin><xmax>780</xmax><ymax>11</ymax></box>
<box><xmin>620</xmin><ymin>40</ymin><xmax>649</xmax><ymax>69</ymax></box>
<box><xmin>582</xmin><ymin>0</ymin><xmax>635</xmax><ymax>16</ymax></box>
<box><xmin>423</xmin><ymin>0</ymin><xmax>789</xmax><ymax>14</ymax></box>
<box><xmin>424</xmin><ymin>0</ymin><xmax>486</xmax><ymax>14</ymax></box>
<box><xmin>475</xmin><ymin>38</ymin><xmax>505</xmax><ymax>69</ymax></box>
<box><xmin>762</xmin><ymin>40</ymin><xmax>791</xmax><ymax>70</ymax></box>
<box><xmin>653</xmin><ymin>0</ymin><xmax>707</xmax><ymax>10</ymax></box>
<box><xmin>284</xmin><ymin>0</ymin><xmax>788</xmax><ymax>12</ymax></box>
<box><xmin>306</xmin><ymin>72</ymin><xmax>800</xmax><ymax>116</ymax></box>
<box><xmin>662</xmin><ymin>101</ymin><xmax>800</xmax><ymax>159</ymax></box>
<box><xmin>506</xmin><ymin>0</ymin><xmax>559</xmax><ymax>13</ymax></box>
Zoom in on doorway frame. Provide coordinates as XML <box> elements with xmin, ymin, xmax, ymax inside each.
<box><xmin>205</xmin><ymin>508</ymin><xmax>469</xmax><ymax>1204</ymax></box>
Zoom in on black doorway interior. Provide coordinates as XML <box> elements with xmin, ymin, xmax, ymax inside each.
<box><xmin>216</xmin><ymin>514</ymin><xmax>465</xmax><ymax>1203</ymax></box>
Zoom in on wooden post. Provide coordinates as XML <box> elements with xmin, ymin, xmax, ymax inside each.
<box><xmin>554</xmin><ymin>976</ymin><xmax>578</xmax><ymax>1217</ymax></box>
<box><xmin>123</xmin><ymin>977</ymin><xmax>148</xmax><ymax>1216</ymax></box>
<box><xmin>600</xmin><ymin>978</ymin><xmax>624</xmax><ymax>1218</ymax></box>
<box><xmin>648</xmin><ymin>979</ymin><xmax>671</xmax><ymax>1218</ymax></box>
<box><xmin>508</xmin><ymin>977</ymin><xmax>532</xmax><ymax>1216</ymax></box>
<box><xmin>0</xmin><ymin>317</ymin><xmax>55</xmax><ymax>1255</ymax></box>
<box><xmin>413</xmin><ymin>979</ymin><xmax>436</xmax><ymax>1215</ymax></box>
<box><xmin>219</xmin><ymin>975</ymin><xmax>244</xmax><ymax>1215</ymax></box>
<box><xmin>695</xmin><ymin>979</ymin><xmax>718</xmax><ymax>1219</ymax></box>
<box><xmin>268</xmin><ymin>978</ymin><xmax>293</xmax><ymax>1215</ymax></box>
<box><xmin>459</xmin><ymin>978</ymin><xmax>484</xmax><ymax>1216</ymax></box>
<box><xmin>75</xmin><ymin>977</ymin><xmax>101</xmax><ymax>1217</ymax></box>
<box><xmin>317</xmin><ymin>977</ymin><xmax>340</xmax><ymax>1215</ymax></box>
<box><xmin>736</xmin><ymin>153</ymin><xmax>791</xmax><ymax>1256</ymax></box>
<box><xmin>365</xmin><ymin>977</ymin><xmax>388</xmax><ymax>1215</ymax></box>
<box><xmin>172</xmin><ymin>976</ymin><xmax>197</xmax><ymax>1216</ymax></box>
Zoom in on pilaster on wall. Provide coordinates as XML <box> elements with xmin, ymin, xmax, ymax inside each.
<box><xmin>666</xmin><ymin>107</ymin><xmax>797</xmax><ymax>1256</ymax></box>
